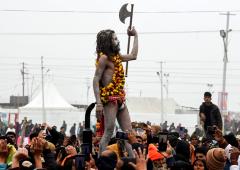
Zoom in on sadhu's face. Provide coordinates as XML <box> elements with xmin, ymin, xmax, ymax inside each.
<box><xmin>111</xmin><ymin>33</ymin><xmax>120</xmax><ymax>52</ymax></box>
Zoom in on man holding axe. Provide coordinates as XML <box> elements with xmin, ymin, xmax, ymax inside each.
<box><xmin>93</xmin><ymin>3</ymin><xmax>138</xmax><ymax>156</ymax></box>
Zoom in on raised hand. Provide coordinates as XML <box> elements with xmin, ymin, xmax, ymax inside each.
<box><xmin>13</xmin><ymin>147</ymin><xmax>28</xmax><ymax>160</ymax></box>
<box><xmin>65</xmin><ymin>145</ymin><xmax>77</xmax><ymax>156</ymax></box>
<box><xmin>85</xmin><ymin>154</ymin><xmax>96</xmax><ymax>170</ymax></box>
<box><xmin>96</xmin><ymin>104</ymin><xmax>104</xmax><ymax>121</ymax></box>
<box><xmin>0</xmin><ymin>139</ymin><xmax>8</xmax><ymax>163</ymax></box>
<box><xmin>12</xmin><ymin>147</ymin><xmax>28</xmax><ymax>168</ymax></box>
<box><xmin>129</xmin><ymin>148</ymin><xmax>147</xmax><ymax>170</ymax></box>
<box><xmin>213</xmin><ymin>127</ymin><xmax>224</xmax><ymax>142</ymax></box>
<box><xmin>127</xmin><ymin>26</ymin><xmax>137</xmax><ymax>36</ymax></box>
<box><xmin>30</xmin><ymin>137</ymin><xmax>45</xmax><ymax>155</ymax></box>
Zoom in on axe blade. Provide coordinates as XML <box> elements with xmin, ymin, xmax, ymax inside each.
<box><xmin>119</xmin><ymin>3</ymin><xmax>132</xmax><ymax>24</ymax></box>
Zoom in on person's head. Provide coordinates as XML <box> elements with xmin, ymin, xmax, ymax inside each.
<box><xmin>136</xmin><ymin>136</ymin><xmax>143</xmax><ymax>144</ymax></box>
<box><xmin>5</xmin><ymin>131</ymin><xmax>16</xmax><ymax>145</ymax></box>
<box><xmin>224</xmin><ymin>132</ymin><xmax>238</xmax><ymax>148</ymax></box>
<box><xmin>204</xmin><ymin>92</ymin><xmax>212</xmax><ymax>104</ymax></box>
<box><xmin>193</xmin><ymin>159</ymin><xmax>208</xmax><ymax>170</ymax></box>
<box><xmin>175</xmin><ymin>140</ymin><xmax>190</xmax><ymax>161</ymax></box>
<box><xmin>206</xmin><ymin>148</ymin><xmax>227</xmax><ymax>170</ymax></box>
<box><xmin>97</xmin><ymin>150</ymin><xmax>118</xmax><ymax>170</ymax></box>
<box><xmin>96</xmin><ymin>29</ymin><xmax>120</xmax><ymax>57</ymax></box>
<box><xmin>148</xmin><ymin>144</ymin><xmax>166</xmax><ymax>169</ymax></box>
<box><xmin>151</xmin><ymin>125</ymin><xmax>161</xmax><ymax>135</ymax></box>
<box><xmin>190</xmin><ymin>134</ymin><xmax>199</xmax><ymax>146</ymax></box>
<box><xmin>29</xmin><ymin>132</ymin><xmax>38</xmax><ymax>141</ymax></box>
<box><xmin>38</xmin><ymin>126</ymin><xmax>47</xmax><ymax>139</ymax></box>
<box><xmin>60</xmin><ymin>127</ymin><xmax>65</xmax><ymax>133</ymax></box>
<box><xmin>195</xmin><ymin>146</ymin><xmax>208</xmax><ymax>161</ymax></box>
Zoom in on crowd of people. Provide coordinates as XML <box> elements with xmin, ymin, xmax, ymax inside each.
<box><xmin>0</xmin><ymin>117</ymin><xmax>240</xmax><ymax>170</ymax></box>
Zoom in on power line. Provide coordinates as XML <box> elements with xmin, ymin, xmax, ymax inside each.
<box><xmin>2</xmin><ymin>56</ymin><xmax>240</xmax><ymax>63</ymax></box>
<box><xmin>1</xmin><ymin>9</ymin><xmax>240</xmax><ymax>14</ymax></box>
<box><xmin>1</xmin><ymin>30</ymin><xmax>240</xmax><ymax>36</ymax></box>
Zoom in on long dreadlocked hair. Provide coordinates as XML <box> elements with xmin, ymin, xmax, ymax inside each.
<box><xmin>96</xmin><ymin>29</ymin><xmax>119</xmax><ymax>59</ymax></box>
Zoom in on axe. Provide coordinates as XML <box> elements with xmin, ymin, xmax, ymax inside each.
<box><xmin>119</xmin><ymin>3</ymin><xmax>134</xmax><ymax>77</ymax></box>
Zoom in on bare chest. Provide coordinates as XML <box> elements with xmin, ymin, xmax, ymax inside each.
<box><xmin>101</xmin><ymin>60</ymin><xmax>115</xmax><ymax>86</ymax></box>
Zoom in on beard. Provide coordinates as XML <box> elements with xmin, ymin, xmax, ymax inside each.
<box><xmin>111</xmin><ymin>43</ymin><xmax>120</xmax><ymax>54</ymax></box>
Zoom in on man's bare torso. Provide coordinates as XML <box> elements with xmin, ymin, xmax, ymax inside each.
<box><xmin>101</xmin><ymin>58</ymin><xmax>116</xmax><ymax>87</ymax></box>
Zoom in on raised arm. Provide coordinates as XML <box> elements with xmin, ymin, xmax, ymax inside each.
<box><xmin>121</xmin><ymin>26</ymin><xmax>138</xmax><ymax>62</ymax></box>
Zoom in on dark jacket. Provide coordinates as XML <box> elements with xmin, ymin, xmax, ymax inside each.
<box><xmin>199</xmin><ymin>102</ymin><xmax>222</xmax><ymax>131</ymax></box>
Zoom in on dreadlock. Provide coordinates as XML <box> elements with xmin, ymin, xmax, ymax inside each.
<box><xmin>96</xmin><ymin>29</ymin><xmax>119</xmax><ymax>58</ymax></box>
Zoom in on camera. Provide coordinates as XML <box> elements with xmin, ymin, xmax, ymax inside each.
<box><xmin>116</xmin><ymin>131</ymin><xmax>128</xmax><ymax>140</ymax></box>
<box><xmin>151</xmin><ymin>132</ymin><xmax>168</xmax><ymax>151</ymax></box>
<box><xmin>158</xmin><ymin>132</ymin><xmax>168</xmax><ymax>152</ymax></box>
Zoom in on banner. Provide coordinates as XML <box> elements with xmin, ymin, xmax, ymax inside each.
<box><xmin>218</xmin><ymin>92</ymin><xmax>228</xmax><ymax>116</ymax></box>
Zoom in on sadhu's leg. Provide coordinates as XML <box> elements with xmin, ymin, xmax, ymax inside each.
<box><xmin>99</xmin><ymin>102</ymin><xmax>118</xmax><ymax>154</ymax></box>
<box><xmin>117</xmin><ymin>104</ymin><xmax>134</xmax><ymax>157</ymax></box>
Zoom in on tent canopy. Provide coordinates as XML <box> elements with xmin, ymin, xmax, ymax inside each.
<box><xmin>18</xmin><ymin>82</ymin><xmax>82</xmax><ymax>131</ymax></box>
<box><xmin>20</xmin><ymin>82</ymin><xmax>76</xmax><ymax>110</ymax></box>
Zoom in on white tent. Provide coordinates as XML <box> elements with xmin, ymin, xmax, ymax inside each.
<box><xmin>19</xmin><ymin>82</ymin><xmax>85</xmax><ymax>131</ymax></box>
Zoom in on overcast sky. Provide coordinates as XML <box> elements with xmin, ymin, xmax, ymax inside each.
<box><xmin>0</xmin><ymin>0</ymin><xmax>240</xmax><ymax>111</ymax></box>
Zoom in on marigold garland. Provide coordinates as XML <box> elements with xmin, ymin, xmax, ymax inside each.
<box><xmin>96</xmin><ymin>52</ymin><xmax>125</xmax><ymax>104</ymax></box>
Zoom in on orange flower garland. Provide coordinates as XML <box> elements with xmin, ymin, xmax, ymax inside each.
<box><xmin>96</xmin><ymin>53</ymin><xmax>125</xmax><ymax>104</ymax></box>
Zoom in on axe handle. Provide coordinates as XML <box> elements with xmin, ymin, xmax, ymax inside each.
<box><xmin>125</xmin><ymin>4</ymin><xmax>134</xmax><ymax>77</ymax></box>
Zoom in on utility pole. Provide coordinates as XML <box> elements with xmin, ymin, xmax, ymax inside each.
<box><xmin>41</xmin><ymin>56</ymin><xmax>46</xmax><ymax>123</ymax></box>
<box><xmin>164</xmin><ymin>73</ymin><xmax>170</xmax><ymax>99</ymax></box>
<box><xmin>156</xmin><ymin>61</ymin><xmax>164</xmax><ymax>123</ymax></box>
<box><xmin>220</xmin><ymin>12</ymin><xmax>233</xmax><ymax>95</ymax></box>
<box><xmin>21</xmin><ymin>62</ymin><xmax>25</xmax><ymax>96</ymax></box>
<box><xmin>219</xmin><ymin>11</ymin><xmax>235</xmax><ymax>131</ymax></box>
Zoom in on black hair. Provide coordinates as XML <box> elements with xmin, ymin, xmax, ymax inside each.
<box><xmin>224</xmin><ymin>132</ymin><xmax>238</xmax><ymax>148</ymax></box>
<box><xmin>194</xmin><ymin>146</ymin><xmax>208</xmax><ymax>156</ymax></box>
<box><xmin>29</xmin><ymin>132</ymin><xmax>38</xmax><ymax>140</ymax></box>
<box><xmin>96</xmin><ymin>29</ymin><xmax>120</xmax><ymax>58</ymax></box>
<box><xmin>97</xmin><ymin>151</ymin><xmax>118</xmax><ymax>170</ymax></box>
<box><xmin>204</xmin><ymin>92</ymin><xmax>212</xmax><ymax>97</ymax></box>
<box><xmin>193</xmin><ymin>159</ymin><xmax>208</xmax><ymax>170</ymax></box>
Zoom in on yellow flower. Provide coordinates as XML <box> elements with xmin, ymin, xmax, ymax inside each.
<box><xmin>96</xmin><ymin>53</ymin><xmax>125</xmax><ymax>104</ymax></box>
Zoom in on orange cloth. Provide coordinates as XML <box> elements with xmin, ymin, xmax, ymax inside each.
<box><xmin>148</xmin><ymin>144</ymin><xmax>164</xmax><ymax>161</ymax></box>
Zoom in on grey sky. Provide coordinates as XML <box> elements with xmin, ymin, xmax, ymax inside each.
<box><xmin>0</xmin><ymin>0</ymin><xmax>240</xmax><ymax>111</ymax></box>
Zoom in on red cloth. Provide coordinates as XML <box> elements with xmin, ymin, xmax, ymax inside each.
<box><xmin>96</xmin><ymin>116</ymin><xmax>104</xmax><ymax>138</ymax></box>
